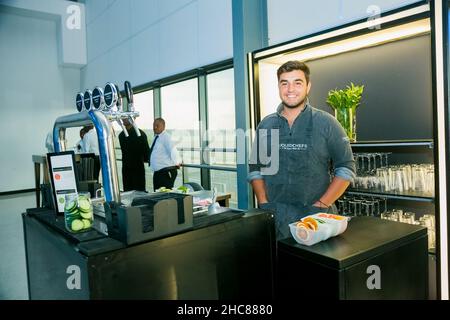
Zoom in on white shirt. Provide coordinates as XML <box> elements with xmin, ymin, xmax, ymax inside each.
<box><xmin>149</xmin><ymin>131</ymin><xmax>180</xmax><ymax>172</ymax></box>
<box><xmin>75</xmin><ymin>139</ymin><xmax>85</xmax><ymax>154</ymax></box>
<box><xmin>45</xmin><ymin>131</ymin><xmax>54</xmax><ymax>152</ymax></box>
<box><xmin>83</xmin><ymin>129</ymin><xmax>99</xmax><ymax>155</ymax></box>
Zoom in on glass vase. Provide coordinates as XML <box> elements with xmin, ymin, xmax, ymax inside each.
<box><xmin>64</xmin><ymin>192</ymin><xmax>94</xmax><ymax>233</ymax></box>
<box><xmin>335</xmin><ymin>107</ymin><xmax>357</xmax><ymax>142</ymax></box>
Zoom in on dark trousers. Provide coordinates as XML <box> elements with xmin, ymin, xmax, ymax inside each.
<box><xmin>153</xmin><ymin>167</ymin><xmax>178</xmax><ymax>191</ymax></box>
<box><xmin>93</xmin><ymin>155</ymin><xmax>100</xmax><ymax>181</ymax></box>
<box><xmin>122</xmin><ymin>165</ymin><xmax>146</xmax><ymax>191</ymax></box>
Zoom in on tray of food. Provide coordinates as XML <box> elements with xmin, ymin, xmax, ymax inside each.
<box><xmin>289</xmin><ymin>213</ymin><xmax>350</xmax><ymax>246</ymax></box>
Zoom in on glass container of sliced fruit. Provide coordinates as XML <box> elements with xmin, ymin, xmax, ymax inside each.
<box><xmin>64</xmin><ymin>192</ymin><xmax>94</xmax><ymax>233</ymax></box>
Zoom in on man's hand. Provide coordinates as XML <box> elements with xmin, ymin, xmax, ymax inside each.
<box><xmin>313</xmin><ymin>176</ymin><xmax>351</xmax><ymax>209</ymax></box>
<box><xmin>312</xmin><ymin>200</ymin><xmax>329</xmax><ymax>209</ymax></box>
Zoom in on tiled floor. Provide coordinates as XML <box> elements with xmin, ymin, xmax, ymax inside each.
<box><xmin>0</xmin><ymin>192</ymin><xmax>35</xmax><ymax>300</ymax></box>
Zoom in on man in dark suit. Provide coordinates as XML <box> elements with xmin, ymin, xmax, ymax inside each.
<box><xmin>118</xmin><ymin>119</ymin><xmax>150</xmax><ymax>191</ymax></box>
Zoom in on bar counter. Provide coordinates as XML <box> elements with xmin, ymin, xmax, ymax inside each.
<box><xmin>276</xmin><ymin>216</ymin><xmax>428</xmax><ymax>299</ymax></box>
<box><xmin>23</xmin><ymin>207</ymin><xmax>275</xmax><ymax>299</ymax></box>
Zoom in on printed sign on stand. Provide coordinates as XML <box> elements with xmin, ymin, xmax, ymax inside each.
<box><xmin>47</xmin><ymin>151</ymin><xmax>79</xmax><ymax>214</ymax></box>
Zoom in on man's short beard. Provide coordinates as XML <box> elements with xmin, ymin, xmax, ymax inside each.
<box><xmin>283</xmin><ymin>97</ymin><xmax>307</xmax><ymax>109</ymax></box>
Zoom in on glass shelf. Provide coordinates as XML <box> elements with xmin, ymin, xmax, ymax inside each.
<box><xmin>346</xmin><ymin>187</ymin><xmax>434</xmax><ymax>202</ymax></box>
<box><xmin>351</xmin><ymin>139</ymin><xmax>433</xmax><ymax>148</ymax></box>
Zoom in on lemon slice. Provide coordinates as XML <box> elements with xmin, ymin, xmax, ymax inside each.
<box><xmin>302</xmin><ymin>217</ymin><xmax>318</xmax><ymax>231</ymax></box>
<box><xmin>296</xmin><ymin>226</ymin><xmax>310</xmax><ymax>240</ymax></box>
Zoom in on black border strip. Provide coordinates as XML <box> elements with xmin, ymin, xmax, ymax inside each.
<box><xmin>429</xmin><ymin>0</ymin><xmax>449</xmax><ymax>300</ymax></box>
<box><xmin>443</xmin><ymin>0</ymin><xmax>450</xmax><ymax>301</ymax></box>
<box><xmin>429</xmin><ymin>0</ymin><xmax>440</xmax><ymax>299</ymax></box>
<box><xmin>0</xmin><ymin>188</ymin><xmax>35</xmax><ymax>197</ymax></box>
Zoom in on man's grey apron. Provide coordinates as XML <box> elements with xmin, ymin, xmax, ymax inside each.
<box><xmin>263</xmin><ymin>108</ymin><xmax>336</xmax><ymax>240</ymax></box>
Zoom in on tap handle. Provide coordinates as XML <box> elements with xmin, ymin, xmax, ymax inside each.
<box><xmin>128</xmin><ymin>116</ymin><xmax>141</xmax><ymax>137</ymax></box>
<box><xmin>124</xmin><ymin>81</ymin><xmax>134</xmax><ymax>111</ymax></box>
<box><xmin>115</xmin><ymin>84</ymin><xmax>122</xmax><ymax>111</ymax></box>
<box><xmin>118</xmin><ymin>118</ymin><xmax>129</xmax><ymax>137</ymax></box>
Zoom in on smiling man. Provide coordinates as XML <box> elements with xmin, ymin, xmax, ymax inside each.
<box><xmin>248</xmin><ymin>60</ymin><xmax>356</xmax><ymax>239</ymax></box>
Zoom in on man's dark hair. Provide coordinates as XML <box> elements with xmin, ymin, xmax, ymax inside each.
<box><xmin>277</xmin><ymin>61</ymin><xmax>310</xmax><ymax>83</ymax></box>
<box><xmin>154</xmin><ymin>118</ymin><xmax>165</xmax><ymax>126</ymax></box>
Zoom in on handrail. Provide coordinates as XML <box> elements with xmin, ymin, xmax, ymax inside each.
<box><xmin>182</xmin><ymin>163</ymin><xmax>237</xmax><ymax>172</ymax></box>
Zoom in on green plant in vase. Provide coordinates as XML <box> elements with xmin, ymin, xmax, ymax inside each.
<box><xmin>326</xmin><ymin>82</ymin><xmax>364</xmax><ymax>142</ymax></box>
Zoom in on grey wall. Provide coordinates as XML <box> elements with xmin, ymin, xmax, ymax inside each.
<box><xmin>267</xmin><ymin>0</ymin><xmax>423</xmax><ymax>46</ymax></box>
<box><xmin>0</xmin><ymin>9</ymin><xmax>81</xmax><ymax>193</ymax></box>
<box><xmin>308</xmin><ymin>34</ymin><xmax>433</xmax><ymax>141</ymax></box>
<box><xmin>82</xmin><ymin>0</ymin><xmax>423</xmax><ymax>90</ymax></box>
<box><xmin>81</xmin><ymin>0</ymin><xmax>233</xmax><ymax>90</ymax></box>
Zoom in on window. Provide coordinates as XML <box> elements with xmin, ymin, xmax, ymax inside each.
<box><xmin>183</xmin><ymin>167</ymin><xmax>202</xmax><ymax>186</ymax></box>
<box><xmin>210</xmin><ymin>170</ymin><xmax>237</xmax><ymax>208</ymax></box>
<box><xmin>205</xmin><ymin>69</ymin><xmax>237</xmax><ymax>205</ymax></box>
<box><xmin>206</xmin><ymin>69</ymin><xmax>236</xmax><ymax>167</ymax></box>
<box><xmin>114</xmin><ymin>89</ymin><xmax>154</xmax><ymax>192</ymax></box>
<box><xmin>133</xmin><ymin>90</ymin><xmax>154</xmax><ymax>131</ymax></box>
<box><xmin>134</xmin><ymin>90</ymin><xmax>155</xmax><ymax>192</ymax></box>
<box><xmin>112</xmin><ymin>63</ymin><xmax>239</xmax><ymax>206</ymax></box>
<box><xmin>161</xmin><ymin>79</ymin><xmax>200</xmax><ymax>165</ymax></box>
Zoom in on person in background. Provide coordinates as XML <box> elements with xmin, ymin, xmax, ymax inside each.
<box><xmin>118</xmin><ymin>119</ymin><xmax>150</xmax><ymax>191</ymax></box>
<box><xmin>149</xmin><ymin>118</ymin><xmax>181</xmax><ymax>191</ymax></box>
<box><xmin>75</xmin><ymin>127</ymin><xmax>87</xmax><ymax>153</ymax></box>
<box><xmin>45</xmin><ymin>130</ymin><xmax>54</xmax><ymax>153</ymax></box>
<box><xmin>82</xmin><ymin>125</ymin><xmax>100</xmax><ymax>180</ymax></box>
<box><xmin>248</xmin><ymin>60</ymin><xmax>356</xmax><ymax>240</ymax></box>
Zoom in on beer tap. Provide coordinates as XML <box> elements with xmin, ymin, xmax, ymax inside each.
<box><xmin>124</xmin><ymin>81</ymin><xmax>141</xmax><ymax>137</ymax></box>
<box><xmin>83</xmin><ymin>89</ymin><xmax>93</xmax><ymax>112</ymax></box>
<box><xmin>125</xmin><ymin>81</ymin><xmax>134</xmax><ymax>111</ymax></box>
<box><xmin>76</xmin><ymin>92</ymin><xmax>85</xmax><ymax>112</ymax></box>
<box><xmin>114</xmin><ymin>84</ymin><xmax>122</xmax><ymax>113</ymax></box>
<box><xmin>92</xmin><ymin>86</ymin><xmax>105</xmax><ymax>111</ymax></box>
<box><xmin>103</xmin><ymin>82</ymin><xmax>130</xmax><ymax>137</ymax></box>
<box><xmin>114</xmin><ymin>84</ymin><xmax>129</xmax><ymax>137</ymax></box>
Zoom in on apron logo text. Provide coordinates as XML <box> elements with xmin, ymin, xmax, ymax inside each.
<box><xmin>280</xmin><ymin>143</ymin><xmax>308</xmax><ymax>151</ymax></box>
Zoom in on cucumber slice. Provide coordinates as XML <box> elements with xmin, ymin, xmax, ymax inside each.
<box><xmin>80</xmin><ymin>210</ymin><xmax>93</xmax><ymax>219</ymax></box>
<box><xmin>71</xmin><ymin>219</ymin><xmax>84</xmax><ymax>232</ymax></box>
<box><xmin>82</xmin><ymin>219</ymin><xmax>92</xmax><ymax>229</ymax></box>
<box><xmin>65</xmin><ymin>199</ymin><xmax>77</xmax><ymax>212</ymax></box>
<box><xmin>79</xmin><ymin>206</ymin><xmax>91</xmax><ymax>213</ymax></box>
<box><xmin>78</xmin><ymin>199</ymin><xmax>91</xmax><ymax>211</ymax></box>
<box><xmin>66</xmin><ymin>207</ymin><xmax>79</xmax><ymax>215</ymax></box>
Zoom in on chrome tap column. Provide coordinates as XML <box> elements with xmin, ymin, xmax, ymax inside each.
<box><xmin>52</xmin><ymin>81</ymin><xmax>140</xmax><ymax>203</ymax></box>
<box><xmin>52</xmin><ymin>111</ymin><xmax>120</xmax><ymax>203</ymax></box>
<box><xmin>124</xmin><ymin>80</ymin><xmax>141</xmax><ymax>137</ymax></box>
